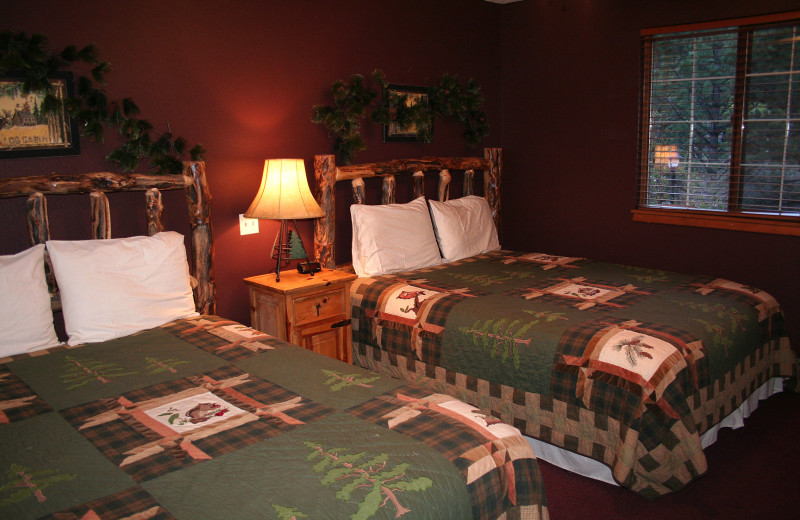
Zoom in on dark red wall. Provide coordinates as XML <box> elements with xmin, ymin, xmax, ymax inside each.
<box><xmin>3</xmin><ymin>0</ymin><xmax>798</xmax><ymax>348</ymax></box>
<box><xmin>499</xmin><ymin>0</ymin><xmax>800</xmax><ymax>347</ymax></box>
<box><xmin>1</xmin><ymin>0</ymin><xmax>503</xmax><ymax>325</ymax></box>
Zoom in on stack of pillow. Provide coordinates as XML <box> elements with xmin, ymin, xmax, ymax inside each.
<box><xmin>0</xmin><ymin>231</ymin><xmax>197</xmax><ymax>357</ymax></box>
<box><xmin>1</xmin><ymin>194</ymin><xmax>499</xmax><ymax>355</ymax></box>
<box><xmin>350</xmin><ymin>195</ymin><xmax>500</xmax><ymax>277</ymax></box>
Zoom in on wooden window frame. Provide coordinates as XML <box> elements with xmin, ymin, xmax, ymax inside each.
<box><xmin>635</xmin><ymin>11</ymin><xmax>800</xmax><ymax>237</ymax></box>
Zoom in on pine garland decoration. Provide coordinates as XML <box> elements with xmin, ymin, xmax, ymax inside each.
<box><xmin>311</xmin><ymin>72</ymin><xmax>379</xmax><ymax>165</ymax></box>
<box><xmin>0</xmin><ymin>30</ymin><xmax>205</xmax><ymax>174</ymax></box>
<box><xmin>312</xmin><ymin>69</ymin><xmax>489</xmax><ymax>164</ymax></box>
<box><xmin>430</xmin><ymin>73</ymin><xmax>488</xmax><ymax>146</ymax></box>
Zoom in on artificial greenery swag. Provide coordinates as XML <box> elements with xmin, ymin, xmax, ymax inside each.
<box><xmin>0</xmin><ymin>31</ymin><xmax>205</xmax><ymax>174</ymax></box>
<box><xmin>312</xmin><ymin>70</ymin><xmax>488</xmax><ymax>164</ymax></box>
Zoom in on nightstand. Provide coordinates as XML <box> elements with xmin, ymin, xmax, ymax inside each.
<box><xmin>244</xmin><ymin>268</ymin><xmax>358</xmax><ymax>363</ymax></box>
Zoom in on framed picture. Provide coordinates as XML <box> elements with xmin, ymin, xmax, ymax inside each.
<box><xmin>382</xmin><ymin>84</ymin><xmax>432</xmax><ymax>143</ymax></box>
<box><xmin>0</xmin><ymin>71</ymin><xmax>81</xmax><ymax>158</ymax></box>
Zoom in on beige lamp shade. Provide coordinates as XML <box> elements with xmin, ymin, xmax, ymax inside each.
<box><xmin>244</xmin><ymin>158</ymin><xmax>324</xmax><ymax>220</ymax></box>
<box><xmin>653</xmin><ymin>145</ymin><xmax>680</xmax><ymax>168</ymax></box>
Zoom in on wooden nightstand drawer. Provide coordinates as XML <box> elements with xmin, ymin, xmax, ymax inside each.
<box><xmin>244</xmin><ymin>268</ymin><xmax>357</xmax><ymax>363</ymax></box>
<box><xmin>293</xmin><ymin>289</ymin><xmax>345</xmax><ymax>325</ymax></box>
<box><xmin>296</xmin><ymin>314</ymin><xmax>350</xmax><ymax>361</ymax></box>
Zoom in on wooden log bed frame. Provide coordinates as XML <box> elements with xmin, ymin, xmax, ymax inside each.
<box><xmin>313</xmin><ymin>148</ymin><xmax>502</xmax><ymax>268</ymax></box>
<box><xmin>0</xmin><ymin>162</ymin><xmax>215</xmax><ymax>315</ymax></box>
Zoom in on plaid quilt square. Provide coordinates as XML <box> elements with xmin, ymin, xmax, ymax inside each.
<box><xmin>502</xmin><ymin>252</ymin><xmax>587</xmax><ymax>271</ymax></box>
<box><xmin>0</xmin><ymin>364</ymin><xmax>52</xmax><ymax>423</ymax></box>
<box><xmin>162</xmin><ymin>316</ymin><xmax>286</xmax><ymax>362</ymax></box>
<box><xmin>60</xmin><ymin>364</ymin><xmax>334</xmax><ymax>483</ymax></box>
<box><xmin>354</xmin><ymin>279</ymin><xmax>468</xmax><ymax>366</ymax></box>
<box><xmin>509</xmin><ymin>276</ymin><xmax>652</xmax><ymax>312</ymax></box>
<box><xmin>348</xmin><ymin>385</ymin><xmax>547</xmax><ymax>518</ymax></box>
<box><xmin>552</xmin><ymin>318</ymin><xmax>705</xmax><ymax>426</ymax></box>
<box><xmin>37</xmin><ymin>486</ymin><xmax>175</xmax><ymax>520</ymax></box>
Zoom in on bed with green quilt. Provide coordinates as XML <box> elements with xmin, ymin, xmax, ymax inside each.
<box><xmin>0</xmin><ymin>163</ymin><xmax>549</xmax><ymax>520</ymax></box>
<box><xmin>0</xmin><ymin>315</ymin><xmax>548</xmax><ymax>519</ymax></box>
<box><xmin>348</xmin><ymin>250</ymin><xmax>796</xmax><ymax>497</ymax></box>
<box><xmin>312</xmin><ymin>149</ymin><xmax>797</xmax><ymax>498</ymax></box>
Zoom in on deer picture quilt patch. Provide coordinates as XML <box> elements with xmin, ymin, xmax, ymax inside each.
<box><xmin>356</xmin><ymin>280</ymin><xmax>471</xmax><ymax>365</ymax></box>
<box><xmin>516</xmin><ymin>276</ymin><xmax>652</xmax><ymax>311</ymax></box>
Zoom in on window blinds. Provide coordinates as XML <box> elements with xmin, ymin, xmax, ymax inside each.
<box><xmin>639</xmin><ymin>14</ymin><xmax>799</xmax><ymax>217</ymax></box>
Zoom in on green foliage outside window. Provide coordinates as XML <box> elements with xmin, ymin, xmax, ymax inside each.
<box><xmin>642</xmin><ymin>20</ymin><xmax>799</xmax><ymax>216</ymax></box>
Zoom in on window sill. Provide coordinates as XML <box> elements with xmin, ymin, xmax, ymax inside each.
<box><xmin>632</xmin><ymin>208</ymin><xmax>800</xmax><ymax>236</ymax></box>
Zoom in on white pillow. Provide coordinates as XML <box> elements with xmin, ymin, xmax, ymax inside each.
<box><xmin>0</xmin><ymin>244</ymin><xmax>61</xmax><ymax>356</ymax></box>
<box><xmin>350</xmin><ymin>196</ymin><xmax>442</xmax><ymax>276</ymax></box>
<box><xmin>428</xmin><ymin>195</ymin><xmax>500</xmax><ymax>262</ymax></box>
<box><xmin>47</xmin><ymin>232</ymin><xmax>198</xmax><ymax>345</ymax></box>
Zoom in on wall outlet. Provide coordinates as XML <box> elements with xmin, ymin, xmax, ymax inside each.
<box><xmin>239</xmin><ymin>214</ymin><xmax>259</xmax><ymax>235</ymax></box>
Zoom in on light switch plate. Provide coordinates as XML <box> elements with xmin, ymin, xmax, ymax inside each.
<box><xmin>239</xmin><ymin>214</ymin><xmax>259</xmax><ymax>235</ymax></box>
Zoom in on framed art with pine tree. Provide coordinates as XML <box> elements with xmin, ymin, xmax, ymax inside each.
<box><xmin>0</xmin><ymin>71</ymin><xmax>81</xmax><ymax>158</ymax></box>
<box><xmin>382</xmin><ymin>84</ymin><xmax>433</xmax><ymax>143</ymax></box>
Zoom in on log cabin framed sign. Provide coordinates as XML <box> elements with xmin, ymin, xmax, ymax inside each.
<box><xmin>0</xmin><ymin>71</ymin><xmax>81</xmax><ymax>158</ymax></box>
<box><xmin>382</xmin><ymin>83</ymin><xmax>432</xmax><ymax>143</ymax></box>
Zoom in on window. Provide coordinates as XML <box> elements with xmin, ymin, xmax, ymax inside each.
<box><xmin>635</xmin><ymin>12</ymin><xmax>800</xmax><ymax>236</ymax></box>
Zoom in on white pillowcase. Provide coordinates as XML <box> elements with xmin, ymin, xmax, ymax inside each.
<box><xmin>47</xmin><ymin>231</ymin><xmax>198</xmax><ymax>346</ymax></box>
<box><xmin>0</xmin><ymin>244</ymin><xmax>61</xmax><ymax>357</ymax></box>
<box><xmin>428</xmin><ymin>195</ymin><xmax>500</xmax><ymax>262</ymax></box>
<box><xmin>351</xmin><ymin>196</ymin><xmax>442</xmax><ymax>276</ymax></box>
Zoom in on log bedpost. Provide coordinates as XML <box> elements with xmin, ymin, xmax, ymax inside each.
<box><xmin>412</xmin><ymin>171</ymin><xmax>424</xmax><ymax>199</ymax></box>
<box><xmin>484</xmin><ymin>147</ymin><xmax>502</xmax><ymax>234</ymax></box>
<box><xmin>145</xmin><ymin>188</ymin><xmax>165</xmax><ymax>236</ymax></box>
<box><xmin>382</xmin><ymin>175</ymin><xmax>395</xmax><ymax>205</ymax></box>
<box><xmin>183</xmin><ymin>161</ymin><xmax>215</xmax><ymax>315</ymax></box>
<box><xmin>26</xmin><ymin>192</ymin><xmax>50</xmax><ymax>246</ymax></box>
<box><xmin>463</xmin><ymin>169</ymin><xmax>475</xmax><ymax>196</ymax></box>
<box><xmin>26</xmin><ymin>192</ymin><xmax>58</xmax><ymax>304</ymax></box>
<box><xmin>314</xmin><ymin>154</ymin><xmax>337</xmax><ymax>269</ymax></box>
<box><xmin>438</xmin><ymin>169</ymin><xmax>451</xmax><ymax>202</ymax></box>
<box><xmin>352</xmin><ymin>178</ymin><xmax>365</xmax><ymax>204</ymax></box>
<box><xmin>90</xmin><ymin>191</ymin><xmax>111</xmax><ymax>239</ymax></box>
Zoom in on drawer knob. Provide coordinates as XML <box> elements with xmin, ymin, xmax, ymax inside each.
<box><xmin>315</xmin><ymin>298</ymin><xmax>328</xmax><ymax>316</ymax></box>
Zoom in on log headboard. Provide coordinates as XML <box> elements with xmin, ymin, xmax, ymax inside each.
<box><xmin>0</xmin><ymin>162</ymin><xmax>215</xmax><ymax>314</ymax></box>
<box><xmin>313</xmin><ymin>147</ymin><xmax>502</xmax><ymax>269</ymax></box>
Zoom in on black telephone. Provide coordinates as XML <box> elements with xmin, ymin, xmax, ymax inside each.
<box><xmin>297</xmin><ymin>261</ymin><xmax>321</xmax><ymax>275</ymax></box>
<box><xmin>297</xmin><ymin>246</ymin><xmax>325</xmax><ymax>275</ymax></box>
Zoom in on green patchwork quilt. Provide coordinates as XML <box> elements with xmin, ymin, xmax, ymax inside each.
<box><xmin>350</xmin><ymin>250</ymin><xmax>797</xmax><ymax>497</ymax></box>
<box><xmin>0</xmin><ymin>316</ymin><xmax>549</xmax><ymax>520</ymax></box>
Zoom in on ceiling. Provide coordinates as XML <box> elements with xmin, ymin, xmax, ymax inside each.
<box><xmin>485</xmin><ymin>0</ymin><xmax>524</xmax><ymax>3</ymax></box>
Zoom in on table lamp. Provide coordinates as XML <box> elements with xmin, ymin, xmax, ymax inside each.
<box><xmin>244</xmin><ymin>158</ymin><xmax>324</xmax><ymax>281</ymax></box>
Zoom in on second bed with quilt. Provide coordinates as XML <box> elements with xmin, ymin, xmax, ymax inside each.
<box><xmin>313</xmin><ymin>148</ymin><xmax>798</xmax><ymax>497</ymax></box>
